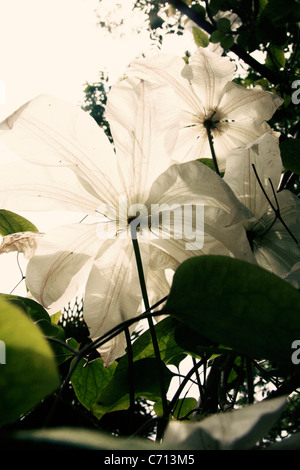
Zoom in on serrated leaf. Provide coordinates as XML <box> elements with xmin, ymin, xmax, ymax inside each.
<box><xmin>163</xmin><ymin>256</ymin><xmax>300</xmax><ymax>364</ymax></box>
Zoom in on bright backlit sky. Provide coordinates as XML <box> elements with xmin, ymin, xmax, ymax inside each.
<box><xmin>0</xmin><ymin>0</ymin><xmax>195</xmax><ymax>120</ymax></box>
<box><xmin>0</xmin><ymin>0</ymin><xmax>196</xmax><ymax>295</ymax></box>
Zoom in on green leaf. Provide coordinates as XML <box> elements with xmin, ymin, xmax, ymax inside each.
<box><xmin>163</xmin><ymin>396</ymin><xmax>287</xmax><ymax>450</ymax></box>
<box><xmin>280</xmin><ymin>139</ymin><xmax>300</xmax><ymax>174</ymax></box>
<box><xmin>92</xmin><ymin>358</ymin><xmax>174</xmax><ymax>416</ymax></box>
<box><xmin>0</xmin><ymin>209</ymin><xmax>38</xmax><ymax>236</ymax></box>
<box><xmin>192</xmin><ymin>27</ymin><xmax>209</xmax><ymax>47</ymax></box>
<box><xmin>0</xmin><ymin>299</ymin><xmax>60</xmax><ymax>426</ymax></box>
<box><xmin>217</xmin><ymin>18</ymin><xmax>231</xmax><ymax>33</ymax></box>
<box><xmin>126</xmin><ymin>316</ymin><xmax>187</xmax><ymax>367</ymax></box>
<box><xmin>210</xmin><ymin>30</ymin><xmax>225</xmax><ymax>44</ymax></box>
<box><xmin>163</xmin><ymin>256</ymin><xmax>300</xmax><ymax>364</ymax></box>
<box><xmin>266</xmin><ymin>45</ymin><xmax>286</xmax><ymax>70</ymax></box>
<box><xmin>0</xmin><ymin>293</ymin><xmax>67</xmax><ymax>364</ymax></box>
<box><xmin>71</xmin><ymin>357</ymin><xmax>117</xmax><ymax>416</ymax></box>
<box><xmin>155</xmin><ymin>397</ymin><xmax>198</xmax><ymax>420</ymax></box>
<box><xmin>220</xmin><ymin>34</ymin><xmax>234</xmax><ymax>49</ymax></box>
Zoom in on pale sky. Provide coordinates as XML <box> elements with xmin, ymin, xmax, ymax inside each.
<box><xmin>0</xmin><ymin>0</ymin><xmax>195</xmax><ymax>120</ymax></box>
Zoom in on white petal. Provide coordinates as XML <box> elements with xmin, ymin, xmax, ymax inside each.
<box><xmin>219</xmin><ymin>82</ymin><xmax>283</xmax><ymax>121</ymax></box>
<box><xmin>26</xmin><ymin>223</ymin><xmax>101</xmax><ymax>313</ymax></box>
<box><xmin>106</xmin><ymin>79</ymin><xmax>181</xmax><ymax>204</ymax></box>
<box><xmin>224</xmin><ymin>133</ymin><xmax>283</xmax><ymax>220</ymax></box>
<box><xmin>183</xmin><ymin>47</ymin><xmax>235</xmax><ymax>109</ymax></box>
<box><xmin>0</xmin><ymin>161</ymin><xmax>101</xmax><ymax>214</ymax></box>
<box><xmin>0</xmin><ymin>94</ymin><xmax>121</xmax><ymax>207</ymax></box>
<box><xmin>146</xmin><ymin>161</ymin><xmax>255</xmax><ymax>263</ymax></box>
<box><xmin>253</xmin><ymin>191</ymin><xmax>300</xmax><ymax>278</ymax></box>
<box><xmin>83</xmin><ymin>237</ymin><xmax>150</xmax><ymax>365</ymax></box>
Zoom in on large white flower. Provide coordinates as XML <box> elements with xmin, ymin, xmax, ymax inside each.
<box><xmin>0</xmin><ymin>82</ymin><xmax>254</xmax><ymax>364</ymax></box>
<box><xmin>223</xmin><ymin>132</ymin><xmax>300</xmax><ymax>284</ymax></box>
<box><xmin>128</xmin><ymin>47</ymin><xmax>283</xmax><ymax>172</ymax></box>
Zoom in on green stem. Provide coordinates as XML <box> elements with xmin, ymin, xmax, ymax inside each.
<box><xmin>130</xmin><ymin>223</ymin><xmax>168</xmax><ymax>437</ymax></box>
<box><xmin>125</xmin><ymin>327</ymin><xmax>135</xmax><ymax>412</ymax></box>
<box><xmin>205</xmin><ymin>124</ymin><xmax>220</xmax><ymax>175</ymax></box>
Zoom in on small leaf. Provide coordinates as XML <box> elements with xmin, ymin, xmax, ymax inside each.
<box><xmin>0</xmin><ymin>299</ymin><xmax>60</xmax><ymax>426</ymax></box>
<box><xmin>220</xmin><ymin>34</ymin><xmax>234</xmax><ymax>49</ymax></box>
<box><xmin>71</xmin><ymin>357</ymin><xmax>117</xmax><ymax>416</ymax></box>
<box><xmin>217</xmin><ymin>18</ymin><xmax>231</xmax><ymax>33</ymax></box>
<box><xmin>0</xmin><ymin>209</ymin><xmax>38</xmax><ymax>236</ymax></box>
<box><xmin>210</xmin><ymin>30</ymin><xmax>225</xmax><ymax>44</ymax></box>
<box><xmin>266</xmin><ymin>45</ymin><xmax>286</xmax><ymax>70</ymax></box>
<box><xmin>163</xmin><ymin>256</ymin><xmax>300</xmax><ymax>364</ymax></box>
<box><xmin>280</xmin><ymin>139</ymin><xmax>300</xmax><ymax>175</ymax></box>
<box><xmin>192</xmin><ymin>27</ymin><xmax>209</xmax><ymax>47</ymax></box>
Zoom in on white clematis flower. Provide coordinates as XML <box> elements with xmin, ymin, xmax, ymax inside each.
<box><xmin>223</xmin><ymin>133</ymin><xmax>300</xmax><ymax>283</ymax></box>
<box><xmin>128</xmin><ymin>47</ymin><xmax>283</xmax><ymax>172</ymax></box>
<box><xmin>0</xmin><ymin>82</ymin><xmax>254</xmax><ymax>364</ymax></box>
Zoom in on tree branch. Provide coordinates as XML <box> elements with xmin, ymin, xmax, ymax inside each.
<box><xmin>169</xmin><ymin>0</ymin><xmax>282</xmax><ymax>85</ymax></box>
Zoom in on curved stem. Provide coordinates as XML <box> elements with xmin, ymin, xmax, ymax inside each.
<box><xmin>130</xmin><ymin>224</ymin><xmax>168</xmax><ymax>438</ymax></box>
<box><xmin>169</xmin><ymin>0</ymin><xmax>282</xmax><ymax>85</ymax></box>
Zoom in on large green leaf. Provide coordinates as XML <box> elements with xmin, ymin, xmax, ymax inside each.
<box><xmin>0</xmin><ymin>209</ymin><xmax>38</xmax><ymax>236</ymax></box>
<box><xmin>163</xmin><ymin>256</ymin><xmax>300</xmax><ymax>364</ymax></box>
<box><xmin>0</xmin><ymin>299</ymin><xmax>60</xmax><ymax>426</ymax></box>
<box><xmin>92</xmin><ymin>358</ymin><xmax>174</xmax><ymax>417</ymax></box>
<box><xmin>0</xmin><ymin>294</ymin><xmax>67</xmax><ymax>364</ymax></box>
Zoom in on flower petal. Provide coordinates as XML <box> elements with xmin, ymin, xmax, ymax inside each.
<box><xmin>182</xmin><ymin>47</ymin><xmax>235</xmax><ymax>109</ymax></box>
<box><xmin>25</xmin><ymin>223</ymin><xmax>102</xmax><ymax>313</ymax></box>
<box><xmin>83</xmin><ymin>237</ymin><xmax>150</xmax><ymax>365</ymax></box>
<box><xmin>253</xmin><ymin>191</ymin><xmax>300</xmax><ymax>279</ymax></box>
<box><xmin>0</xmin><ymin>160</ymin><xmax>101</xmax><ymax>214</ymax></box>
<box><xmin>146</xmin><ymin>160</ymin><xmax>255</xmax><ymax>263</ymax></box>
<box><xmin>105</xmin><ymin>79</ymin><xmax>181</xmax><ymax>205</ymax></box>
<box><xmin>219</xmin><ymin>82</ymin><xmax>283</xmax><ymax>121</ymax></box>
<box><xmin>0</xmin><ymin>94</ymin><xmax>121</xmax><ymax>207</ymax></box>
<box><xmin>224</xmin><ymin>133</ymin><xmax>283</xmax><ymax>221</ymax></box>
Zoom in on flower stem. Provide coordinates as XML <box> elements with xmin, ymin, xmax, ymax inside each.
<box><xmin>125</xmin><ymin>327</ymin><xmax>135</xmax><ymax>412</ymax></box>
<box><xmin>205</xmin><ymin>124</ymin><xmax>220</xmax><ymax>175</ymax></box>
<box><xmin>130</xmin><ymin>224</ymin><xmax>168</xmax><ymax>437</ymax></box>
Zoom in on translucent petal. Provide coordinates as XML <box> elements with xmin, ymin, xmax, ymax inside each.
<box><xmin>224</xmin><ymin>133</ymin><xmax>283</xmax><ymax>220</ymax></box>
<box><xmin>25</xmin><ymin>223</ymin><xmax>102</xmax><ymax>313</ymax></box>
<box><xmin>0</xmin><ymin>161</ymin><xmax>101</xmax><ymax>214</ymax></box>
<box><xmin>106</xmin><ymin>79</ymin><xmax>181</xmax><ymax>205</ymax></box>
<box><xmin>0</xmin><ymin>94</ymin><xmax>121</xmax><ymax>207</ymax></box>
<box><xmin>83</xmin><ymin>237</ymin><xmax>150</xmax><ymax>365</ymax></box>
<box><xmin>219</xmin><ymin>82</ymin><xmax>283</xmax><ymax>120</ymax></box>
